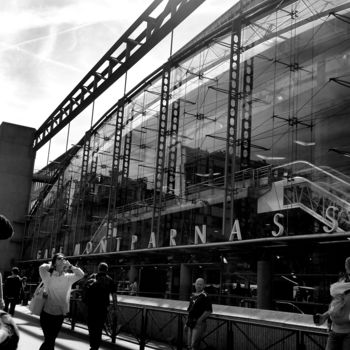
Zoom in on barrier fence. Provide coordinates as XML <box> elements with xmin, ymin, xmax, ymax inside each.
<box><xmin>67</xmin><ymin>295</ymin><xmax>328</xmax><ymax>350</ymax></box>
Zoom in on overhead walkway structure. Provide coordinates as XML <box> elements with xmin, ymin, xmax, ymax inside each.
<box><xmin>258</xmin><ymin>160</ymin><xmax>350</xmax><ymax>233</ymax></box>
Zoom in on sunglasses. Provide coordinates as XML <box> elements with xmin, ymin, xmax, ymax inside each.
<box><xmin>56</xmin><ymin>256</ymin><xmax>65</xmax><ymax>261</ymax></box>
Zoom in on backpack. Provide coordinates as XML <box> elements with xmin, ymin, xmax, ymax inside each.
<box><xmin>328</xmin><ymin>293</ymin><xmax>350</xmax><ymax>324</ymax></box>
<box><xmin>82</xmin><ymin>275</ymin><xmax>98</xmax><ymax>305</ymax></box>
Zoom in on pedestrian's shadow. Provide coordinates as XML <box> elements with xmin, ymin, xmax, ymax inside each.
<box><xmin>17</xmin><ymin>325</ymin><xmax>82</xmax><ymax>350</ymax></box>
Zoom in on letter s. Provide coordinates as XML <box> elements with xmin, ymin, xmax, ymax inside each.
<box><xmin>272</xmin><ymin>213</ymin><xmax>284</xmax><ymax>237</ymax></box>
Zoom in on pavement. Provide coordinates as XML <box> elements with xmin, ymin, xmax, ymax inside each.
<box><xmin>12</xmin><ymin>305</ymin><xmax>171</xmax><ymax>350</ymax></box>
<box><xmin>12</xmin><ymin>305</ymin><xmax>129</xmax><ymax>350</ymax></box>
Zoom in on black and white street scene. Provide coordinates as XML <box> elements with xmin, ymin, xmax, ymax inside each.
<box><xmin>1</xmin><ymin>0</ymin><xmax>350</xmax><ymax>349</ymax></box>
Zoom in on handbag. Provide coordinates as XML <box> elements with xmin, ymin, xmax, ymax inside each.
<box><xmin>28</xmin><ymin>282</ymin><xmax>47</xmax><ymax>316</ymax></box>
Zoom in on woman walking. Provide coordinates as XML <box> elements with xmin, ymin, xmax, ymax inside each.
<box><xmin>38</xmin><ymin>253</ymin><xmax>84</xmax><ymax>350</ymax></box>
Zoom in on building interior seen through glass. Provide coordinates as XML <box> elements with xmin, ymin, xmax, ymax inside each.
<box><xmin>22</xmin><ymin>0</ymin><xmax>350</xmax><ymax>313</ymax></box>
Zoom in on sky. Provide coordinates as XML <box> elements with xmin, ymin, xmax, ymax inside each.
<box><xmin>0</xmin><ymin>0</ymin><xmax>237</xmax><ymax>169</ymax></box>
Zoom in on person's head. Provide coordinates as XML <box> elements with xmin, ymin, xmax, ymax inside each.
<box><xmin>0</xmin><ymin>215</ymin><xmax>14</xmax><ymax>240</ymax></box>
<box><xmin>11</xmin><ymin>267</ymin><xmax>19</xmax><ymax>276</ymax></box>
<box><xmin>50</xmin><ymin>253</ymin><xmax>66</xmax><ymax>273</ymax></box>
<box><xmin>194</xmin><ymin>278</ymin><xmax>205</xmax><ymax>293</ymax></box>
<box><xmin>98</xmin><ymin>262</ymin><xmax>108</xmax><ymax>273</ymax></box>
<box><xmin>345</xmin><ymin>257</ymin><xmax>350</xmax><ymax>274</ymax></box>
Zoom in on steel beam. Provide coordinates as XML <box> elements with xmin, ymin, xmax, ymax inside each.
<box><xmin>151</xmin><ymin>65</ymin><xmax>171</xmax><ymax>245</ymax></box>
<box><xmin>222</xmin><ymin>23</ymin><xmax>241</xmax><ymax>237</ymax></box>
<box><xmin>33</xmin><ymin>0</ymin><xmax>206</xmax><ymax>151</ymax></box>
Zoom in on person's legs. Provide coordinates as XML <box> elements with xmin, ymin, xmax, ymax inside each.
<box><xmin>190</xmin><ymin>322</ymin><xmax>207</xmax><ymax>350</ymax></box>
<box><xmin>39</xmin><ymin>311</ymin><xmax>64</xmax><ymax>350</ymax></box>
<box><xmin>88</xmin><ymin>309</ymin><xmax>106</xmax><ymax>350</ymax></box>
<box><xmin>342</xmin><ymin>332</ymin><xmax>350</xmax><ymax>350</ymax></box>
<box><xmin>185</xmin><ymin>326</ymin><xmax>192</xmax><ymax>349</ymax></box>
<box><xmin>9</xmin><ymin>300</ymin><xmax>16</xmax><ymax>316</ymax></box>
<box><xmin>325</xmin><ymin>331</ymin><xmax>342</xmax><ymax>350</ymax></box>
<box><xmin>3</xmin><ymin>298</ymin><xmax>9</xmax><ymax>313</ymax></box>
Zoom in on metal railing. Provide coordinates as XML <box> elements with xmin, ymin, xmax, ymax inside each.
<box><xmin>67</xmin><ymin>295</ymin><xmax>328</xmax><ymax>350</ymax></box>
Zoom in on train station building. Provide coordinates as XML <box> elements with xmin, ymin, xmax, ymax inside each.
<box><xmin>1</xmin><ymin>0</ymin><xmax>350</xmax><ymax>314</ymax></box>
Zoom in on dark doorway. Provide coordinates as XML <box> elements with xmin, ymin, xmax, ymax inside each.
<box><xmin>139</xmin><ymin>267</ymin><xmax>167</xmax><ymax>298</ymax></box>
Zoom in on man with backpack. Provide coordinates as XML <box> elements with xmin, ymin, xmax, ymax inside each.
<box><xmin>83</xmin><ymin>262</ymin><xmax>117</xmax><ymax>350</ymax></box>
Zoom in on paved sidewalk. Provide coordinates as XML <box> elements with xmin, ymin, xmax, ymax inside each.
<box><xmin>12</xmin><ymin>305</ymin><xmax>171</xmax><ymax>350</ymax></box>
<box><xmin>13</xmin><ymin>305</ymin><xmax>126</xmax><ymax>350</ymax></box>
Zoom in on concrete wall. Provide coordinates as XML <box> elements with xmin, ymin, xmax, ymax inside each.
<box><xmin>0</xmin><ymin>122</ymin><xmax>35</xmax><ymax>271</ymax></box>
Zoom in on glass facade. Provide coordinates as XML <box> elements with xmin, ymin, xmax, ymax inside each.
<box><xmin>22</xmin><ymin>0</ymin><xmax>350</xmax><ymax>312</ymax></box>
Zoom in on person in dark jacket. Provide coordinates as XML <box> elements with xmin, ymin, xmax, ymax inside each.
<box><xmin>0</xmin><ymin>214</ymin><xmax>19</xmax><ymax>349</ymax></box>
<box><xmin>85</xmin><ymin>262</ymin><xmax>117</xmax><ymax>350</ymax></box>
<box><xmin>185</xmin><ymin>278</ymin><xmax>212</xmax><ymax>350</ymax></box>
<box><xmin>4</xmin><ymin>268</ymin><xmax>22</xmax><ymax>317</ymax></box>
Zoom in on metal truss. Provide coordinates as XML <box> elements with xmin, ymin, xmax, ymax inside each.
<box><xmin>283</xmin><ymin>178</ymin><xmax>350</xmax><ymax>232</ymax></box>
<box><xmin>73</xmin><ymin>131</ymin><xmax>92</xmax><ymax>244</ymax></box>
<box><xmin>33</xmin><ymin>0</ymin><xmax>205</xmax><ymax>151</ymax></box>
<box><xmin>50</xmin><ymin>173</ymin><xmax>65</xmax><ymax>251</ymax></box>
<box><xmin>151</xmin><ymin>65</ymin><xmax>171</xmax><ymax>245</ymax></box>
<box><xmin>107</xmin><ymin>105</ymin><xmax>125</xmax><ymax>238</ymax></box>
<box><xmin>222</xmin><ymin>22</ymin><xmax>241</xmax><ymax>237</ymax></box>
<box><xmin>28</xmin><ymin>144</ymin><xmax>82</xmax><ymax>219</ymax></box>
<box><xmin>240</xmin><ymin>57</ymin><xmax>254</xmax><ymax>170</ymax></box>
<box><xmin>121</xmin><ymin>130</ymin><xmax>133</xmax><ymax>204</ymax></box>
<box><xmin>166</xmin><ymin>99</ymin><xmax>180</xmax><ymax>195</ymax></box>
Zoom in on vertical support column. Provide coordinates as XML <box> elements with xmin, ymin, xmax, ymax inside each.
<box><xmin>50</xmin><ymin>172</ymin><xmax>64</xmax><ymax>252</ymax></box>
<box><xmin>121</xmin><ymin>130</ymin><xmax>132</xmax><ymax>203</ymax></box>
<box><xmin>179</xmin><ymin>263</ymin><xmax>191</xmax><ymax>301</ymax></box>
<box><xmin>257</xmin><ymin>260</ymin><xmax>273</xmax><ymax>310</ymax></box>
<box><xmin>240</xmin><ymin>57</ymin><xmax>254</xmax><ymax>170</ymax></box>
<box><xmin>73</xmin><ymin>131</ymin><xmax>91</xmax><ymax>251</ymax></box>
<box><xmin>122</xmin><ymin>132</ymin><xmax>132</xmax><ymax>180</ymax></box>
<box><xmin>89</xmin><ymin>156</ymin><xmax>98</xmax><ymax>195</ymax></box>
<box><xmin>151</xmin><ymin>65</ymin><xmax>171</xmax><ymax>246</ymax></box>
<box><xmin>30</xmin><ymin>211</ymin><xmax>42</xmax><ymax>259</ymax></box>
<box><xmin>167</xmin><ymin>99</ymin><xmax>180</xmax><ymax>195</ymax></box>
<box><xmin>107</xmin><ymin>103</ymin><xmax>124</xmax><ymax>239</ymax></box>
<box><xmin>222</xmin><ymin>23</ymin><xmax>241</xmax><ymax>236</ymax></box>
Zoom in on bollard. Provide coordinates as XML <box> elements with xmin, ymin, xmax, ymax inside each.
<box><xmin>140</xmin><ymin>307</ymin><xmax>147</xmax><ymax>350</ymax></box>
<box><xmin>111</xmin><ymin>307</ymin><xmax>117</xmax><ymax>344</ymax></box>
<box><xmin>297</xmin><ymin>330</ymin><xmax>306</xmax><ymax>350</ymax></box>
<box><xmin>227</xmin><ymin>320</ymin><xmax>233</xmax><ymax>349</ymax></box>
<box><xmin>177</xmin><ymin>313</ymin><xmax>184</xmax><ymax>350</ymax></box>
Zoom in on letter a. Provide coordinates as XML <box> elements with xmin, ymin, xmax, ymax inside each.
<box><xmin>148</xmin><ymin>232</ymin><xmax>156</xmax><ymax>248</ymax></box>
<box><xmin>170</xmin><ymin>229</ymin><xmax>177</xmax><ymax>246</ymax></box>
<box><xmin>229</xmin><ymin>220</ymin><xmax>242</xmax><ymax>241</ymax></box>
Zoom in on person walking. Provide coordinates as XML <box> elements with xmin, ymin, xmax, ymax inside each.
<box><xmin>3</xmin><ymin>267</ymin><xmax>22</xmax><ymax>316</ymax></box>
<box><xmin>0</xmin><ymin>214</ymin><xmax>15</xmax><ymax>310</ymax></box>
<box><xmin>314</xmin><ymin>257</ymin><xmax>350</xmax><ymax>350</ymax></box>
<box><xmin>0</xmin><ymin>214</ymin><xmax>19</xmax><ymax>349</ymax></box>
<box><xmin>84</xmin><ymin>262</ymin><xmax>117</xmax><ymax>350</ymax></box>
<box><xmin>185</xmin><ymin>278</ymin><xmax>212</xmax><ymax>350</ymax></box>
<box><xmin>19</xmin><ymin>277</ymin><xmax>29</xmax><ymax>306</ymax></box>
<box><xmin>38</xmin><ymin>253</ymin><xmax>84</xmax><ymax>350</ymax></box>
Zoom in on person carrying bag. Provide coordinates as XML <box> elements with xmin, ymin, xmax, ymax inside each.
<box><xmin>28</xmin><ymin>281</ymin><xmax>47</xmax><ymax>316</ymax></box>
<box><xmin>38</xmin><ymin>253</ymin><xmax>84</xmax><ymax>350</ymax></box>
